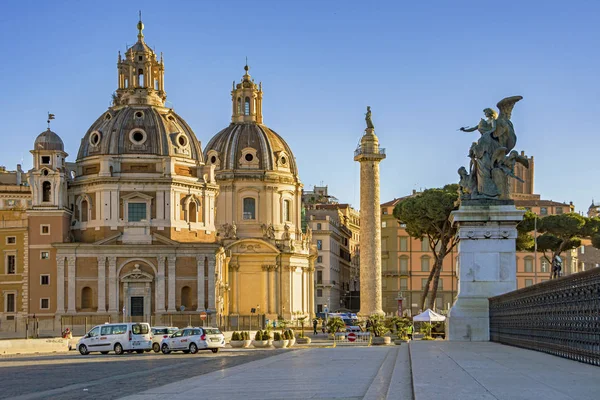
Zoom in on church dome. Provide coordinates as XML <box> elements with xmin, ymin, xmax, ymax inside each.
<box><xmin>77</xmin><ymin>106</ymin><xmax>203</xmax><ymax>162</ymax></box>
<box><xmin>204</xmin><ymin>123</ymin><xmax>297</xmax><ymax>175</ymax></box>
<box><xmin>34</xmin><ymin>128</ymin><xmax>64</xmax><ymax>151</ymax></box>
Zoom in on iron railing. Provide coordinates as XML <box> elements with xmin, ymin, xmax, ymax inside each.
<box><xmin>489</xmin><ymin>267</ymin><xmax>600</xmax><ymax>366</ymax></box>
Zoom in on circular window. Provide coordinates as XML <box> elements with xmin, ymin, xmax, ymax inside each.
<box><xmin>134</xmin><ymin>111</ymin><xmax>144</xmax><ymax>119</ymax></box>
<box><xmin>89</xmin><ymin>131</ymin><xmax>101</xmax><ymax>146</ymax></box>
<box><xmin>281</xmin><ymin>157</ymin><xmax>287</xmax><ymax>165</ymax></box>
<box><xmin>210</xmin><ymin>155</ymin><xmax>217</xmax><ymax>164</ymax></box>
<box><xmin>129</xmin><ymin>129</ymin><xmax>147</xmax><ymax>145</ymax></box>
<box><xmin>245</xmin><ymin>153</ymin><xmax>254</xmax><ymax>162</ymax></box>
<box><xmin>42</xmin><ymin>169</ymin><xmax>49</xmax><ymax>176</ymax></box>
<box><xmin>104</xmin><ymin>113</ymin><xmax>112</xmax><ymax>120</ymax></box>
<box><xmin>177</xmin><ymin>134</ymin><xmax>188</xmax><ymax>147</ymax></box>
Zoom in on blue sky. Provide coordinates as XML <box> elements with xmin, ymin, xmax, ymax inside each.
<box><xmin>1</xmin><ymin>0</ymin><xmax>598</xmax><ymax>213</ymax></box>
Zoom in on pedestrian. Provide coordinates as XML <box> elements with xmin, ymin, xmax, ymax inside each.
<box><xmin>313</xmin><ymin>319</ymin><xmax>318</xmax><ymax>335</ymax></box>
<box><xmin>321</xmin><ymin>319</ymin><xmax>326</xmax><ymax>334</ymax></box>
<box><xmin>407</xmin><ymin>323</ymin><xmax>413</xmax><ymax>340</ymax></box>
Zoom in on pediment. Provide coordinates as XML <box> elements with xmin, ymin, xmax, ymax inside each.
<box><xmin>121</xmin><ymin>192</ymin><xmax>153</xmax><ymax>201</ymax></box>
<box><xmin>121</xmin><ymin>264</ymin><xmax>153</xmax><ymax>282</ymax></box>
<box><xmin>152</xmin><ymin>232</ymin><xmax>180</xmax><ymax>246</ymax></box>
<box><xmin>226</xmin><ymin>238</ymin><xmax>279</xmax><ymax>254</ymax></box>
<box><xmin>93</xmin><ymin>233</ymin><xmax>122</xmax><ymax>245</ymax></box>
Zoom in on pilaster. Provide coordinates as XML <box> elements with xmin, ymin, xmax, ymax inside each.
<box><xmin>67</xmin><ymin>256</ymin><xmax>76</xmax><ymax>313</ymax></box>
<box><xmin>156</xmin><ymin>256</ymin><xmax>166</xmax><ymax>312</ymax></box>
<box><xmin>196</xmin><ymin>256</ymin><xmax>205</xmax><ymax>311</ymax></box>
<box><xmin>167</xmin><ymin>256</ymin><xmax>176</xmax><ymax>312</ymax></box>
<box><xmin>97</xmin><ymin>256</ymin><xmax>106</xmax><ymax>312</ymax></box>
<box><xmin>108</xmin><ymin>256</ymin><xmax>117</xmax><ymax>312</ymax></box>
<box><xmin>56</xmin><ymin>255</ymin><xmax>65</xmax><ymax>314</ymax></box>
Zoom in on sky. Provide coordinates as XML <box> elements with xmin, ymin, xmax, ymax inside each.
<box><xmin>1</xmin><ymin>0</ymin><xmax>599</xmax><ymax>213</ymax></box>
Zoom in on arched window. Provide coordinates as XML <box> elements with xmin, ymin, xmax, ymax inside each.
<box><xmin>283</xmin><ymin>200</ymin><xmax>291</xmax><ymax>222</ymax></box>
<box><xmin>124</xmin><ymin>78</ymin><xmax>129</xmax><ymax>88</ymax></box>
<box><xmin>81</xmin><ymin>287</ymin><xmax>93</xmax><ymax>309</ymax></box>
<box><xmin>138</xmin><ymin>68</ymin><xmax>144</xmax><ymax>87</ymax></box>
<box><xmin>420</xmin><ymin>256</ymin><xmax>430</xmax><ymax>272</ymax></box>
<box><xmin>181</xmin><ymin>286</ymin><xmax>191</xmax><ymax>309</ymax></box>
<box><xmin>243</xmin><ymin>197</ymin><xmax>256</xmax><ymax>220</ymax></box>
<box><xmin>237</xmin><ymin>97</ymin><xmax>242</xmax><ymax>114</ymax></box>
<box><xmin>244</xmin><ymin>97</ymin><xmax>250</xmax><ymax>115</ymax></box>
<box><xmin>42</xmin><ymin>181</ymin><xmax>51</xmax><ymax>202</ymax></box>
<box><xmin>189</xmin><ymin>201</ymin><xmax>197</xmax><ymax>223</ymax></box>
<box><xmin>81</xmin><ymin>199</ymin><xmax>89</xmax><ymax>222</ymax></box>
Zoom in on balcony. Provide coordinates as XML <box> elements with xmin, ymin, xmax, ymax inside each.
<box><xmin>354</xmin><ymin>147</ymin><xmax>386</xmax><ymax>157</ymax></box>
<box><xmin>315</xmin><ymin>280</ymin><xmax>337</xmax><ymax>287</ymax></box>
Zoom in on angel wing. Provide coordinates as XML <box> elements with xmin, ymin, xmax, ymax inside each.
<box><xmin>496</xmin><ymin>95</ymin><xmax>523</xmax><ymax>121</ymax></box>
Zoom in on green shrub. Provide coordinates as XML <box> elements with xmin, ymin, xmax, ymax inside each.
<box><xmin>232</xmin><ymin>332</ymin><xmax>240</xmax><ymax>341</ymax></box>
<box><xmin>368</xmin><ymin>315</ymin><xmax>389</xmax><ymax>337</ymax></box>
<box><xmin>326</xmin><ymin>317</ymin><xmax>346</xmax><ymax>334</ymax></box>
<box><xmin>255</xmin><ymin>330</ymin><xmax>262</xmax><ymax>341</ymax></box>
<box><xmin>261</xmin><ymin>330</ymin><xmax>270</xmax><ymax>340</ymax></box>
<box><xmin>420</xmin><ymin>322</ymin><xmax>433</xmax><ymax>337</ymax></box>
<box><xmin>242</xmin><ymin>331</ymin><xmax>250</xmax><ymax>340</ymax></box>
<box><xmin>288</xmin><ymin>329</ymin><xmax>295</xmax><ymax>339</ymax></box>
<box><xmin>274</xmin><ymin>332</ymin><xmax>282</xmax><ymax>341</ymax></box>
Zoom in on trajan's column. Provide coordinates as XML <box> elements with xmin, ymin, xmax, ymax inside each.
<box><xmin>354</xmin><ymin>106</ymin><xmax>386</xmax><ymax>317</ymax></box>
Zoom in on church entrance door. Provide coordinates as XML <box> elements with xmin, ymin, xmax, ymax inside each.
<box><xmin>131</xmin><ymin>297</ymin><xmax>144</xmax><ymax>317</ymax></box>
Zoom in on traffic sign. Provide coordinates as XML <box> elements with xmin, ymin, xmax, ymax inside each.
<box><xmin>199</xmin><ymin>311</ymin><xmax>207</xmax><ymax>320</ymax></box>
<box><xmin>348</xmin><ymin>332</ymin><xmax>357</xmax><ymax>342</ymax></box>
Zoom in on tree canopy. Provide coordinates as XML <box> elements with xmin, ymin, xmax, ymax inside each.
<box><xmin>393</xmin><ymin>184</ymin><xmax>459</xmax><ymax>311</ymax></box>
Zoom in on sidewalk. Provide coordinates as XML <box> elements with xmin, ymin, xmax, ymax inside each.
<box><xmin>119</xmin><ymin>346</ymin><xmax>411</xmax><ymax>400</ymax></box>
<box><xmin>410</xmin><ymin>341</ymin><xmax>600</xmax><ymax>400</ymax></box>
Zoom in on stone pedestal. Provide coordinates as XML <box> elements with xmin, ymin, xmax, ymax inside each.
<box><xmin>448</xmin><ymin>203</ymin><xmax>523</xmax><ymax>341</ymax></box>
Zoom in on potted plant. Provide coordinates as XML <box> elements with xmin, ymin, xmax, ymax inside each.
<box><xmin>253</xmin><ymin>330</ymin><xmax>269</xmax><ymax>348</ymax></box>
<box><xmin>296</xmin><ymin>330</ymin><xmax>312</xmax><ymax>344</ymax></box>
<box><xmin>286</xmin><ymin>329</ymin><xmax>296</xmax><ymax>347</ymax></box>
<box><xmin>262</xmin><ymin>330</ymin><xmax>272</xmax><ymax>346</ymax></box>
<box><xmin>368</xmin><ymin>315</ymin><xmax>391</xmax><ymax>345</ymax></box>
<box><xmin>230</xmin><ymin>331</ymin><xmax>245</xmax><ymax>348</ymax></box>
<box><xmin>420</xmin><ymin>322</ymin><xmax>434</xmax><ymax>340</ymax></box>
<box><xmin>392</xmin><ymin>318</ymin><xmax>411</xmax><ymax>345</ymax></box>
<box><xmin>327</xmin><ymin>317</ymin><xmax>346</xmax><ymax>340</ymax></box>
<box><xmin>272</xmin><ymin>331</ymin><xmax>289</xmax><ymax>348</ymax></box>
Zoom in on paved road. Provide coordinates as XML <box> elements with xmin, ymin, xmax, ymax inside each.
<box><xmin>0</xmin><ymin>349</ymin><xmax>277</xmax><ymax>400</ymax></box>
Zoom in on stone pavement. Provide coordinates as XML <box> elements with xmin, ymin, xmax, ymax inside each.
<box><xmin>120</xmin><ymin>342</ymin><xmax>600</xmax><ymax>400</ymax></box>
<box><xmin>120</xmin><ymin>346</ymin><xmax>412</xmax><ymax>400</ymax></box>
<box><xmin>410</xmin><ymin>341</ymin><xmax>600</xmax><ymax>400</ymax></box>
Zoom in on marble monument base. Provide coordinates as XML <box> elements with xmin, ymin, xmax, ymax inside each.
<box><xmin>447</xmin><ymin>203</ymin><xmax>524</xmax><ymax>341</ymax></box>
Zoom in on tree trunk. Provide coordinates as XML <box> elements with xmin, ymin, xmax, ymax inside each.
<box><xmin>419</xmin><ymin>266</ymin><xmax>437</xmax><ymax>311</ymax></box>
<box><xmin>428</xmin><ymin>258</ymin><xmax>444</xmax><ymax>311</ymax></box>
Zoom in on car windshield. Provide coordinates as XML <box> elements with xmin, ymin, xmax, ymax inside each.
<box><xmin>204</xmin><ymin>328</ymin><xmax>222</xmax><ymax>335</ymax></box>
<box><xmin>152</xmin><ymin>328</ymin><xmax>168</xmax><ymax>335</ymax></box>
<box><xmin>132</xmin><ymin>324</ymin><xmax>149</xmax><ymax>334</ymax></box>
<box><xmin>168</xmin><ymin>328</ymin><xmax>179</xmax><ymax>334</ymax></box>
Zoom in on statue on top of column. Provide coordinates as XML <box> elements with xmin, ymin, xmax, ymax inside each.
<box><xmin>457</xmin><ymin>95</ymin><xmax>529</xmax><ymax>201</ymax></box>
<box><xmin>365</xmin><ymin>106</ymin><xmax>374</xmax><ymax>130</ymax></box>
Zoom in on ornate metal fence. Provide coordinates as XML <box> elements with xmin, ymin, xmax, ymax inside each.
<box><xmin>489</xmin><ymin>268</ymin><xmax>600</xmax><ymax>366</ymax></box>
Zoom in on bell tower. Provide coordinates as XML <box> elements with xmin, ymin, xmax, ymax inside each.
<box><xmin>231</xmin><ymin>64</ymin><xmax>263</xmax><ymax>124</ymax></box>
<box><xmin>114</xmin><ymin>16</ymin><xmax>166</xmax><ymax>107</ymax></box>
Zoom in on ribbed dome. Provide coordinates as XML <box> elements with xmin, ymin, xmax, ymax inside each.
<box><xmin>77</xmin><ymin>105</ymin><xmax>203</xmax><ymax>162</ymax></box>
<box><xmin>204</xmin><ymin>123</ymin><xmax>298</xmax><ymax>175</ymax></box>
<box><xmin>35</xmin><ymin>129</ymin><xmax>64</xmax><ymax>151</ymax></box>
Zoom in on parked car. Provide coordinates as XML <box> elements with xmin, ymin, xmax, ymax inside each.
<box><xmin>202</xmin><ymin>327</ymin><xmax>226</xmax><ymax>353</ymax></box>
<box><xmin>151</xmin><ymin>326</ymin><xmax>179</xmax><ymax>352</ymax></box>
<box><xmin>78</xmin><ymin>322</ymin><xmax>152</xmax><ymax>355</ymax></box>
<box><xmin>343</xmin><ymin>318</ymin><xmax>362</xmax><ymax>333</ymax></box>
<box><xmin>161</xmin><ymin>327</ymin><xmax>225</xmax><ymax>354</ymax></box>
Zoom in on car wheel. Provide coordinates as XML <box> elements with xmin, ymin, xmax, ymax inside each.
<box><xmin>161</xmin><ymin>344</ymin><xmax>171</xmax><ymax>354</ymax></box>
<box><xmin>153</xmin><ymin>343</ymin><xmax>160</xmax><ymax>353</ymax></box>
<box><xmin>211</xmin><ymin>348</ymin><xmax>219</xmax><ymax>354</ymax></box>
<box><xmin>78</xmin><ymin>344</ymin><xmax>89</xmax><ymax>355</ymax></box>
<box><xmin>100</xmin><ymin>351</ymin><xmax>109</xmax><ymax>355</ymax></box>
<box><xmin>189</xmin><ymin>343</ymin><xmax>198</xmax><ymax>354</ymax></box>
<box><xmin>114</xmin><ymin>343</ymin><xmax>124</xmax><ymax>355</ymax></box>
<box><xmin>136</xmin><ymin>350</ymin><xmax>144</xmax><ymax>354</ymax></box>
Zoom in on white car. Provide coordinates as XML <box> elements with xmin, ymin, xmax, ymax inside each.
<box><xmin>161</xmin><ymin>327</ymin><xmax>225</xmax><ymax>354</ymax></box>
<box><xmin>78</xmin><ymin>322</ymin><xmax>153</xmax><ymax>355</ymax></box>
<box><xmin>151</xmin><ymin>326</ymin><xmax>179</xmax><ymax>353</ymax></box>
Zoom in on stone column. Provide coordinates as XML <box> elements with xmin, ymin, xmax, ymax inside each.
<box><xmin>354</xmin><ymin>127</ymin><xmax>386</xmax><ymax>317</ymax></box>
<box><xmin>448</xmin><ymin>203</ymin><xmax>523</xmax><ymax>341</ymax></box>
<box><xmin>156</xmin><ymin>257</ymin><xmax>166</xmax><ymax>312</ymax></box>
<box><xmin>196</xmin><ymin>256</ymin><xmax>205</xmax><ymax>311</ymax></box>
<box><xmin>207</xmin><ymin>255</ymin><xmax>216</xmax><ymax>312</ymax></box>
<box><xmin>56</xmin><ymin>256</ymin><xmax>65</xmax><ymax>314</ymax></box>
<box><xmin>67</xmin><ymin>256</ymin><xmax>76</xmax><ymax>313</ymax></box>
<box><xmin>167</xmin><ymin>256</ymin><xmax>176</xmax><ymax>312</ymax></box>
<box><xmin>97</xmin><ymin>256</ymin><xmax>106</xmax><ymax>312</ymax></box>
<box><xmin>301</xmin><ymin>267</ymin><xmax>306</xmax><ymax>314</ymax></box>
<box><xmin>108</xmin><ymin>256</ymin><xmax>117</xmax><ymax>313</ymax></box>
<box><xmin>262</xmin><ymin>266</ymin><xmax>269</xmax><ymax>314</ymax></box>
<box><xmin>308</xmin><ymin>267</ymin><xmax>315</xmax><ymax>317</ymax></box>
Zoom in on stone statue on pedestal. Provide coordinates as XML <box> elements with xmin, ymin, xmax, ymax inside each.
<box><xmin>458</xmin><ymin>96</ymin><xmax>529</xmax><ymax>201</ymax></box>
<box><xmin>365</xmin><ymin>106</ymin><xmax>374</xmax><ymax>130</ymax></box>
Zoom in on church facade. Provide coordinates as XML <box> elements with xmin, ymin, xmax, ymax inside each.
<box><xmin>1</xmin><ymin>20</ymin><xmax>315</xmax><ymax>332</ymax></box>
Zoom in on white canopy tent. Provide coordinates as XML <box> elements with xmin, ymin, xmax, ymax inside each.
<box><xmin>413</xmin><ymin>309</ymin><xmax>446</xmax><ymax>322</ymax></box>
